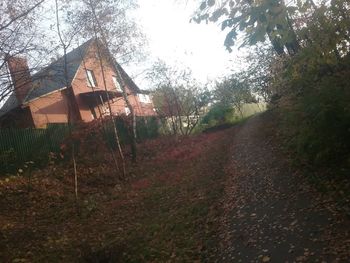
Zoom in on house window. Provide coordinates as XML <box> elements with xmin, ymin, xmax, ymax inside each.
<box><xmin>112</xmin><ymin>76</ymin><xmax>122</xmax><ymax>92</ymax></box>
<box><xmin>86</xmin><ymin>69</ymin><xmax>97</xmax><ymax>87</ymax></box>
<box><xmin>125</xmin><ymin>106</ymin><xmax>130</xmax><ymax>115</ymax></box>
<box><xmin>138</xmin><ymin>93</ymin><xmax>151</xmax><ymax>104</ymax></box>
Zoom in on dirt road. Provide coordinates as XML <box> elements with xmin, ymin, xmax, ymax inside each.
<box><xmin>217</xmin><ymin>113</ymin><xmax>350</xmax><ymax>262</ymax></box>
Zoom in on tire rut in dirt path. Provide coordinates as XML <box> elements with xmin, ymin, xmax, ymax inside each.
<box><xmin>218</xmin><ymin>113</ymin><xmax>350</xmax><ymax>263</ymax></box>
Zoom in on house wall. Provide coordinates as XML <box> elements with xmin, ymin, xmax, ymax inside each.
<box><xmin>71</xmin><ymin>44</ymin><xmax>155</xmax><ymax>121</ymax></box>
<box><xmin>128</xmin><ymin>94</ymin><xmax>156</xmax><ymax>117</ymax></box>
<box><xmin>28</xmin><ymin>90</ymin><xmax>69</xmax><ymax>128</ymax></box>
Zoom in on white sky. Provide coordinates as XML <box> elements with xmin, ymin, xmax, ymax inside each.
<box><xmin>11</xmin><ymin>0</ymin><xmax>246</xmax><ymax>92</ymax></box>
<box><xmin>128</xmin><ymin>0</ymin><xmax>245</xmax><ymax>88</ymax></box>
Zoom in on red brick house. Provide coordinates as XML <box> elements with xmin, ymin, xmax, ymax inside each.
<box><xmin>0</xmin><ymin>39</ymin><xmax>156</xmax><ymax>128</ymax></box>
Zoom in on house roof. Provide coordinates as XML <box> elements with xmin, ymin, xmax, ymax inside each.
<box><xmin>25</xmin><ymin>39</ymin><xmax>94</xmax><ymax>102</ymax></box>
<box><xmin>0</xmin><ymin>39</ymin><xmax>92</xmax><ymax>118</ymax></box>
<box><xmin>116</xmin><ymin>63</ymin><xmax>141</xmax><ymax>93</ymax></box>
<box><xmin>0</xmin><ymin>92</ymin><xmax>19</xmax><ymax>117</ymax></box>
<box><xmin>0</xmin><ymin>39</ymin><xmax>142</xmax><ymax>117</ymax></box>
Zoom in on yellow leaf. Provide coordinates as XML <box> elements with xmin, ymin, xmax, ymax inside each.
<box><xmin>262</xmin><ymin>255</ymin><xmax>271</xmax><ymax>262</ymax></box>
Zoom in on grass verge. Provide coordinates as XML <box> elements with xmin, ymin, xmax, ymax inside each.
<box><xmin>0</xmin><ymin>128</ymin><xmax>232</xmax><ymax>262</ymax></box>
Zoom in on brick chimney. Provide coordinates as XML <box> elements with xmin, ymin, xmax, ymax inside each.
<box><xmin>7</xmin><ymin>56</ymin><xmax>32</xmax><ymax>103</ymax></box>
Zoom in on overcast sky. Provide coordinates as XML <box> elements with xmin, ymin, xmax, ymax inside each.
<box><xmin>129</xmin><ymin>0</ymin><xmax>245</xmax><ymax>88</ymax></box>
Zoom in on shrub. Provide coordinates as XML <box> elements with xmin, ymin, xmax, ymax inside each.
<box><xmin>201</xmin><ymin>104</ymin><xmax>235</xmax><ymax>128</ymax></box>
<box><xmin>279</xmin><ymin>62</ymin><xmax>350</xmax><ymax>167</ymax></box>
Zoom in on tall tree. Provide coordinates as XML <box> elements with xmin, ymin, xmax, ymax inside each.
<box><xmin>243</xmin><ymin>44</ymin><xmax>277</xmax><ymax>102</ymax></box>
<box><xmin>214</xmin><ymin>73</ymin><xmax>255</xmax><ymax>118</ymax></box>
<box><xmin>195</xmin><ymin>0</ymin><xmax>350</xmax><ymax>59</ymax></box>
<box><xmin>193</xmin><ymin>0</ymin><xmax>302</xmax><ymax>55</ymax></box>
<box><xmin>65</xmin><ymin>0</ymin><xmax>145</xmax><ymax>163</ymax></box>
<box><xmin>55</xmin><ymin>0</ymin><xmax>81</xmax><ymax>205</ymax></box>
<box><xmin>0</xmin><ymin>0</ymin><xmax>47</xmax><ymax>108</ymax></box>
<box><xmin>149</xmin><ymin>60</ymin><xmax>210</xmax><ymax>135</ymax></box>
<box><xmin>65</xmin><ymin>0</ymin><xmax>146</xmax><ymax>64</ymax></box>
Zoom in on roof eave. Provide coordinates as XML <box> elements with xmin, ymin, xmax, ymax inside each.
<box><xmin>23</xmin><ymin>86</ymin><xmax>67</xmax><ymax>105</ymax></box>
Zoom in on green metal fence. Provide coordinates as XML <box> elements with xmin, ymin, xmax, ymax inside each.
<box><xmin>0</xmin><ymin>117</ymin><xmax>160</xmax><ymax>174</ymax></box>
<box><xmin>0</xmin><ymin>124</ymin><xmax>70</xmax><ymax>173</ymax></box>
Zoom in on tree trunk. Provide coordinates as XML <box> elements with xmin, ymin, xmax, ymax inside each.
<box><xmin>88</xmin><ymin>0</ymin><xmax>137</xmax><ymax>163</ymax></box>
<box><xmin>55</xmin><ymin>0</ymin><xmax>79</xmax><ymax>209</ymax></box>
<box><xmin>94</xmin><ymin>36</ymin><xmax>126</xmax><ymax>178</ymax></box>
<box><xmin>114</xmin><ymin>69</ymin><xmax>137</xmax><ymax>162</ymax></box>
